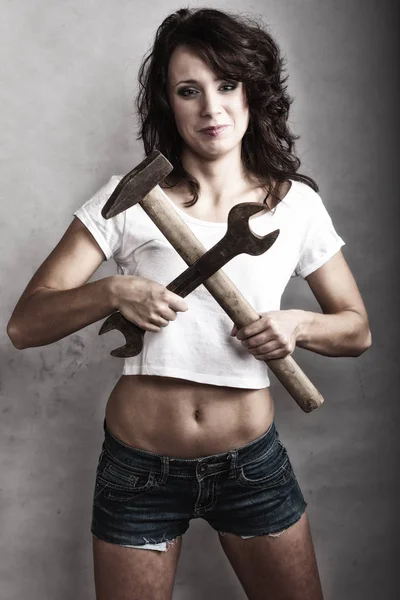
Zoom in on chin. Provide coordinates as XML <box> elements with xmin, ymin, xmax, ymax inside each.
<box><xmin>190</xmin><ymin>139</ymin><xmax>243</xmax><ymax>160</ymax></box>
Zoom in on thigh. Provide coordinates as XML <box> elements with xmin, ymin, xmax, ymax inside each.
<box><xmin>218</xmin><ymin>512</ymin><xmax>323</xmax><ymax>600</ymax></box>
<box><xmin>93</xmin><ymin>534</ymin><xmax>183</xmax><ymax>600</ymax></box>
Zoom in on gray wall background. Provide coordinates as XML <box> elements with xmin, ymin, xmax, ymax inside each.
<box><xmin>1</xmin><ymin>1</ymin><xmax>399</xmax><ymax>599</ymax></box>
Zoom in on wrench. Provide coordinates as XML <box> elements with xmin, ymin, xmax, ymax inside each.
<box><xmin>99</xmin><ymin>202</ymin><xmax>279</xmax><ymax>357</ymax></box>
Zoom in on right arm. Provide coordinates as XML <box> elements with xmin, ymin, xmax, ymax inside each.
<box><xmin>7</xmin><ymin>217</ymin><xmax>187</xmax><ymax>349</ymax></box>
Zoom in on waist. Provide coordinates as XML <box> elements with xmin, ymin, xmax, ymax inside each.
<box><xmin>101</xmin><ymin>418</ymin><xmax>279</xmax><ymax>475</ymax></box>
<box><xmin>105</xmin><ymin>375</ymin><xmax>274</xmax><ymax>458</ymax></box>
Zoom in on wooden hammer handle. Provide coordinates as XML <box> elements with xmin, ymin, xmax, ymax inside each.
<box><xmin>140</xmin><ymin>186</ymin><xmax>324</xmax><ymax>413</ymax></box>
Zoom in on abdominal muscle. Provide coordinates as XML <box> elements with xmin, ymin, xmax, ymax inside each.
<box><xmin>105</xmin><ymin>374</ymin><xmax>275</xmax><ymax>458</ymax></box>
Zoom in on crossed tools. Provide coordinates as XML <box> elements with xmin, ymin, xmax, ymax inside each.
<box><xmin>99</xmin><ymin>151</ymin><xmax>324</xmax><ymax>413</ymax></box>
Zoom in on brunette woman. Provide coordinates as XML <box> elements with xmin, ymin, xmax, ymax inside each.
<box><xmin>8</xmin><ymin>8</ymin><xmax>371</xmax><ymax>600</ymax></box>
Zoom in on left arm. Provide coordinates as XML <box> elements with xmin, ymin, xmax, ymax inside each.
<box><xmin>232</xmin><ymin>251</ymin><xmax>372</xmax><ymax>359</ymax></box>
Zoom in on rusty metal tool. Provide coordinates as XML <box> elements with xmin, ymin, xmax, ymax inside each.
<box><xmin>99</xmin><ymin>202</ymin><xmax>279</xmax><ymax>357</ymax></box>
<box><xmin>100</xmin><ymin>150</ymin><xmax>324</xmax><ymax>413</ymax></box>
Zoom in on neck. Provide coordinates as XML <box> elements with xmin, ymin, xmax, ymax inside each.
<box><xmin>180</xmin><ymin>146</ymin><xmax>256</xmax><ymax>205</ymax></box>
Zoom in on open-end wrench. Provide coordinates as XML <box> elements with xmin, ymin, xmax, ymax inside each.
<box><xmin>99</xmin><ymin>202</ymin><xmax>279</xmax><ymax>357</ymax></box>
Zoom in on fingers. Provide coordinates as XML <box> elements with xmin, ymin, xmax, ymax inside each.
<box><xmin>167</xmin><ymin>292</ymin><xmax>188</xmax><ymax>313</ymax></box>
<box><xmin>234</xmin><ymin>316</ymin><xmax>264</xmax><ymax>340</ymax></box>
<box><xmin>148</xmin><ymin>315</ymin><xmax>169</xmax><ymax>328</ymax></box>
<box><xmin>231</xmin><ymin>313</ymin><xmax>296</xmax><ymax>360</ymax></box>
<box><xmin>245</xmin><ymin>337</ymin><xmax>293</xmax><ymax>360</ymax></box>
<box><xmin>148</xmin><ymin>306</ymin><xmax>178</xmax><ymax>328</ymax></box>
<box><xmin>137</xmin><ymin>290</ymin><xmax>188</xmax><ymax>332</ymax></box>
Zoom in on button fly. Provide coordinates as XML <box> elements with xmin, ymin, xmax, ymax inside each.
<box><xmin>199</xmin><ymin>463</ymin><xmax>208</xmax><ymax>473</ymax></box>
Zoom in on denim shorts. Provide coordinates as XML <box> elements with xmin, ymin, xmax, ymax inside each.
<box><xmin>91</xmin><ymin>419</ymin><xmax>307</xmax><ymax>552</ymax></box>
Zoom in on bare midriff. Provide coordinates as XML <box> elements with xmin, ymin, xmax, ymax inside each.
<box><xmin>105</xmin><ymin>375</ymin><xmax>274</xmax><ymax>458</ymax></box>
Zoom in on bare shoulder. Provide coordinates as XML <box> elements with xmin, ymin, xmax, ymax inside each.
<box><xmin>18</xmin><ymin>217</ymin><xmax>106</xmax><ymax>302</ymax></box>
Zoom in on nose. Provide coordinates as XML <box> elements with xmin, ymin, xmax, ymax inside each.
<box><xmin>200</xmin><ymin>90</ymin><xmax>222</xmax><ymax>118</ymax></box>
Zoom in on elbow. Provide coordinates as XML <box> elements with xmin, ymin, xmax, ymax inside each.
<box><xmin>6</xmin><ymin>319</ymin><xmax>28</xmax><ymax>350</ymax></box>
<box><xmin>351</xmin><ymin>327</ymin><xmax>372</xmax><ymax>357</ymax></box>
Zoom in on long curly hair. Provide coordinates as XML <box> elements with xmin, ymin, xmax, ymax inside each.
<box><xmin>136</xmin><ymin>8</ymin><xmax>318</xmax><ymax>206</ymax></box>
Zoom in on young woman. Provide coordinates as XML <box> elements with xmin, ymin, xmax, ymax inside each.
<box><xmin>7</xmin><ymin>8</ymin><xmax>371</xmax><ymax>600</ymax></box>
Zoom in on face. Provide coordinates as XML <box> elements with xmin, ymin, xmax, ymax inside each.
<box><xmin>167</xmin><ymin>45</ymin><xmax>249</xmax><ymax>160</ymax></box>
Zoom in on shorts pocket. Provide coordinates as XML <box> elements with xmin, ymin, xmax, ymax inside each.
<box><xmin>94</xmin><ymin>451</ymin><xmax>157</xmax><ymax>502</ymax></box>
<box><xmin>237</xmin><ymin>438</ymin><xmax>294</xmax><ymax>489</ymax></box>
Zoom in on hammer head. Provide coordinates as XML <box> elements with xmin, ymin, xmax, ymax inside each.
<box><xmin>102</xmin><ymin>151</ymin><xmax>173</xmax><ymax>219</ymax></box>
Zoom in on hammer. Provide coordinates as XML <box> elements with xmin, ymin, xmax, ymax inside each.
<box><xmin>101</xmin><ymin>151</ymin><xmax>324</xmax><ymax>413</ymax></box>
<box><xmin>100</xmin><ymin>202</ymin><xmax>280</xmax><ymax>357</ymax></box>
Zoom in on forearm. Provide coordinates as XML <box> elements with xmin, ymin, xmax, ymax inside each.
<box><xmin>7</xmin><ymin>276</ymin><xmax>118</xmax><ymax>349</ymax></box>
<box><xmin>293</xmin><ymin>308</ymin><xmax>372</xmax><ymax>357</ymax></box>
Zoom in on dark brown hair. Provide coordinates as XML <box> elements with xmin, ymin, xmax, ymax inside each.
<box><xmin>136</xmin><ymin>8</ymin><xmax>318</xmax><ymax>206</ymax></box>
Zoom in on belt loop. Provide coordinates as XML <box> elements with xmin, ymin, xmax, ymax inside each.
<box><xmin>228</xmin><ymin>450</ymin><xmax>238</xmax><ymax>479</ymax></box>
<box><xmin>159</xmin><ymin>456</ymin><xmax>169</xmax><ymax>484</ymax></box>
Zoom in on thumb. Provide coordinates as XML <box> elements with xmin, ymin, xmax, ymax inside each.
<box><xmin>231</xmin><ymin>324</ymin><xmax>238</xmax><ymax>336</ymax></box>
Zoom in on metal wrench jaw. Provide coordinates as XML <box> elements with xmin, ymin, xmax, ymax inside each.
<box><xmin>227</xmin><ymin>202</ymin><xmax>280</xmax><ymax>255</ymax></box>
<box><xmin>99</xmin><ymin>312</ymin><xmax>145</xmax><ymax>358</ymax></box>
<box><xmin>252</xmin><ymin>228</ymin><xmax>280</xmax><ymax>254</ymax></box>
<box><xmin>228</xmin><ymin>201</ymin><xmax>268</xmax><ymax>224</ymax></box>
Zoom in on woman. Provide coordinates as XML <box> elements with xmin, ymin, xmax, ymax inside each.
<box><xmin>7</xmin><ymin>8</ymin><xmax>371</xmax><ymax>600</ymax></box>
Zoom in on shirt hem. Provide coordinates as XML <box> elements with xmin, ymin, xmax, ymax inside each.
<box><xmin>297</xmin><ymin>240</ymin><xmax>345</xmax><ymax>278</ymax></box>
<box><xmin>73</xmin><ymin>208</ymin><xmax>113</xmax><ymax>260</ymax></box>
<box><xmin>121</xmin><ymin>365</ymin><xmax>270</xmax><ymax>390</ymax></box>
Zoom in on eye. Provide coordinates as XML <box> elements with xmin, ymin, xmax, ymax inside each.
<box><xmin>177</xmin><ymin>87</ymin><xmax>199</xmax><ymax>98</ymax></box>
<box><xmin>176</xmin><ymin>82</ymin><xmax>239</xmax><ymax>98</ymax></box>
<box><xmin>220</xmin><ymin>82</ymin><xmax>238</xmax><ymax>92</ymax></box>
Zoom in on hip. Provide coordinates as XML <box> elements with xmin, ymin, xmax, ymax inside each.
<box><xmin>91</xmin><ymin>418</ymin><xmax>306</xmax><ymax>549</ymax></box>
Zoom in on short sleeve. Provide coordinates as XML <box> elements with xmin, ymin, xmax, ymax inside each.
<box><xmin>73</xmin><ymin>176</ymin><xmax>124</xmax><ymax>260</ymax></box>
<box><xmin>294</xmin><ymin>191</ymin><xmax>345</xmax><ymax>278</ymax></box>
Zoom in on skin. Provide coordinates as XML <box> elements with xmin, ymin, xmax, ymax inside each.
<box><xmin>7</xmin><ymin>44</ymin><xmax>371</xmax><ymax>600</ymax></box>
<box><xmin>168</xmin><ymin>50</ymin><xmax>250</xmax><ymax>162</ymax></box>
<box><xmin>166</xmin><ymin>46</ymin><xmax>371</xmax><ymax>359</ymax></box>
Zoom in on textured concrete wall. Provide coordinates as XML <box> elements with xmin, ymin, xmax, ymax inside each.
<box><xmin>1</xmin><ymin>1</ymin><xmax>399</xmax><ymax>599</ymax></box>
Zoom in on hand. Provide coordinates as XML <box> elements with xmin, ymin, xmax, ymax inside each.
<box><xmin>231</xmin><ymin>310</ymin><xmax>302</xmax><ymax>360</ymax></box>
<box><xmin>113</xmin><ymin>275</ymin><xmax>188</xmax><ymax>332</ymax></box>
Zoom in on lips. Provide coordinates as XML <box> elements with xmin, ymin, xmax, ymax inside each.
<box><xmin>199</xmin><ymin>125</ymin><xmax>229</xmax><ymax>136</ymax></box>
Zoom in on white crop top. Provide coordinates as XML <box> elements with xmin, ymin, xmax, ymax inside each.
<box><xmin>74</xmin><ymin>176</ymin><xmax>344</xmax><ymax>389</ymax></box>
